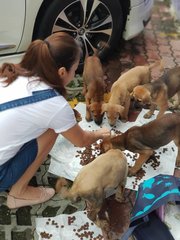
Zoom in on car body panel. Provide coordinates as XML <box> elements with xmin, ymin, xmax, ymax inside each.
<box><xmin>0</xmin><ymin>0</ymin><xmax>25</xmax><ymax>54</ymax></box>
<box><xmin>0</xmin><ymin>0</ymin><xmax>43</xmax><ymax>55</ymax></box>
<box><xmin>18</xmin><ymin>0</ymin><xmax>43</xmax><ymax>52</ymax></box>
<box><xmin>123</xmin><ymin>0</ymin><xmax>154</xmax><ymax>40</ymax></box>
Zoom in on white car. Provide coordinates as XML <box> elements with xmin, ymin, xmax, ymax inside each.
<box><xmin>0</xmin><ymin>0</ymin><xmax>154</xmax><ymax>71</ymax></box>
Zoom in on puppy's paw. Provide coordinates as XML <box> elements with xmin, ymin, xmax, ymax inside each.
<box><xmin>144</xmin><ymin>112</ymin><xmax>152</xmax><ymax>119</ymax></box>
<box><xmin>97</xmin><ymin>219</ymin><xmax>110</xmax><ymax>232</ymax></box>
<box><xmin>128</xmin><ymin>167</ymin><xmax>137</xmax><ymax>177</ymax></box>
<box><xmin>115</xmin><ymin>195</ymin><xmax>125</xmax><ymax>203</ymax></box>
<box><xmin>121</xmin><ymin>118</ymin><xmax>128</xmax><ymax>123</ymax></box>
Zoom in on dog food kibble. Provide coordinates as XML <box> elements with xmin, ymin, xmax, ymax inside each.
<box><xmin>68</xmin><ymin>216</ymin><xmax>76</xmax><ymax>225</ymax></box>
<box><xmin>40</xmin><ymin>231</ymin><xmax>52</xmax><ymax>239</ymax></box>
<box><xmin>147</xmin><ymin>154</ymin><xmax>160</xmax><ymax>170</ymax></box>
<box><xmin>43</xmin><ymin>214</ymin><xmax>104</xmax><ymax>239</ymax></box>
<box><xmin>162</xmin><ymin>147</ymin><xmax>168</xmax><ymax>153</ymax></box>
<box><xmin>133</xmin><ymin>153</ymin><xmax>138</xmax><ymax>160</ymax></box>
<box><xmin>113</xmin><ymin>129</ymin><xmax>122</xmax><ymax>134</ymax></box>
<box><xmin>78</xmin><ymin>142</ymin><xmax>102</xmax><ymax>165</ymax></box>
<box><xmin>131</xmin><ymin>168</ymin><xmax>146</xmax><ymax>189</ymax></box>
<box><xmin>125</xmin><ymin>152</ymin><xmax>132</xmax><ymax>158</ymax></box>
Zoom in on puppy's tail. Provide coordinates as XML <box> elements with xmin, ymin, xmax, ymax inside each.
<box><xmin>55</xmin><ymin>177</ymin><xmax>81</xmax><ymax>202</ymax></box>
<box><xmin>149</xmin><ymin>59</ymin><xmax>164</xmax><ymax>71</ymax></box>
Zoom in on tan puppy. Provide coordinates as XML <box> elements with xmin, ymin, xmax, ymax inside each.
<box><xmin>82</xmin><ymin>55</ymin><xmax>105</xmax><ymax>125</ymax></box>
<box><xmin>56</xmin><ymin>149</ymin><xmax>128</xmax><ymax>230</ymax></box>
<box><xmin>132</xmin><ymin>66</ymin><xmax>180</xmax><ymax>119</ymax></box>
<box><xmin>102</xmin><ymin>61</ymin><xmax>161</xmax><ymax>126</ymax></box>
<box><xmin>101</xmin><ymin>113</ymin><xmax>180</xmax><ymax>176</ymax></box>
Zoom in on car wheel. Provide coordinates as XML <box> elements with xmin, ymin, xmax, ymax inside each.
<box><xmin>35</xmin><ymin>0</ymin><xmax>123</xmax><ymax>72</ymax></box>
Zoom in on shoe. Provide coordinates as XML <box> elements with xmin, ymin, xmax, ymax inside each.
<box><xmin>7</xmin><ymin>187</ymin><xmax>55</xmax><ymax>209</ymax></box>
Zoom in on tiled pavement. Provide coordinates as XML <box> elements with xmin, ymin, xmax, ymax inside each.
<box><xmin>0</xmin><ymin>0</ymin><xmax>180</xmax><ymax>239</ymax></box>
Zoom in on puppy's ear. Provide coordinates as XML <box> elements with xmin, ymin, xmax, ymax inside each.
<box><xmin>101</xmin><ymin>103</ymin><xmax>108</xmax><ymax>113</ymax></box>
<box><xmin>55</xmin><ymin>177</ymin><xmax>69</xmax><ymax>193</ymax></box>
<box><xmin>130</xmin><ymin>91</ymin><xmax>134</xmax><ymax>99</ymax></box>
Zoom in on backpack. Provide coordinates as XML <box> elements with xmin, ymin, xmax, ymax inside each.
<box><xmin>121</xmin><ymin>174</ymin><xmax>180</xmax><ymax>240</ymax></box>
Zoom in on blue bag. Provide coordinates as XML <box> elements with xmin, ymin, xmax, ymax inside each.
<box><xmin>121</xmin><ymin>174</ymin><xmax>180</xmax><ymax>240</ymax></box>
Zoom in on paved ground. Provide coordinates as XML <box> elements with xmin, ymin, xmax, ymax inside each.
<box><xmin>0</xmin><ymin>0</ymin><xmax>180</xmax><ymax>239</ymax></box>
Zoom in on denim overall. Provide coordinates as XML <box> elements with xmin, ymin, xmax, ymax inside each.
<box><xmin>0</xmin><ymin>89</ymin><xmax>59</xmax><ymax>112</ymax></box>
<box><xmin>0</xmin><ymin>89</ymin><xmax>60</xmax><ymax>191</ymax></box>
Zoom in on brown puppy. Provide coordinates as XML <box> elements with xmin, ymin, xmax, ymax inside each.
<box><xmin>82</xmin><ymin>55</ymin><xmax>105</xmax><ymax>125</ymax></box>
<box><xmin>102</xmin><ymin>61</ymin><xmax>162</xmax><ymax>126</ymax></box>
<box><xmin>56</xmin><ymin>149</ymin><xmax>128</xmax><ymax>230</ymax></box>
<box><xmin>101</xmin><ymin>113</ymin><xmax>180</xmax><ymax>176</ymax></box>
<box><xmin>132</xmin><ymin>66</ymin><xmax>180</xmax><ymax>119</ymax></box>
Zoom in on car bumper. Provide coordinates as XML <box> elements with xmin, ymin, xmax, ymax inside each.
<box><xmin>123</xmin><ymin>0</ymin><xmax>154</xmax><ymax>40</ymax></box>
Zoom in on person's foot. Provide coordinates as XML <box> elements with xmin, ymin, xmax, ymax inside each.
<box><xmin>7</xmin><ymin>186</ymin><xmax>55</xmax><ymax>209</ymax></box>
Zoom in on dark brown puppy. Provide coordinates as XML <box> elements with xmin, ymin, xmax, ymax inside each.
<box><xmin>82</xmin><ymin>54</ymin><xmax>105</xmax><ymax>125</ymax></box>
<box><xmin>101</xmin><ymin>113</ymin><xmax>180</xmax><ymax>176</ymax></box>
<box><xmin>132</xmin><ymin>66</ymin><xmax>180</xmax><ymax>119</ymax></box>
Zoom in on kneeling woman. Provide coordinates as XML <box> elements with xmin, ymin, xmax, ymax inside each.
<box><xmin>0</xmin><ymin>32</ymin><xmax>109</xmax><ymax>209</ymax></box>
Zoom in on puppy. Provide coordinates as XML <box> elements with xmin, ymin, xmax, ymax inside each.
<box><xmin>131</xmin><ymin>66</ymin><xmax>180</xmax><ymax>119</ymax></box>
<box><xmin>82</xmin><ymin>54</ymin><xmax>105</xmax><ymax>125</ymax></box>
<box><xmin>101</xmin><ymin>113</ymin><xmax>180</xmax><ymax>176</ymax></box>
<box><xmin>102</xmin><ymin>61</ymin><xmax>162</xmax><ymax>126</ymax></box>
<box><xmin>56</xmin><ymin>149</ymin><xmax>128</xmax><ymax>230</ymax></box>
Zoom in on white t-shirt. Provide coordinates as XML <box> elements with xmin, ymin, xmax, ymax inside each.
<box><xmin>0</xmin><ymin>76</ymin><xmax>76</xmax><ymax>165</ymax></box>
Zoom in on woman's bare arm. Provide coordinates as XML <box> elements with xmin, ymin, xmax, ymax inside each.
<box><xmin>61</xmin><ymin>123</ymin><xmax>110</xmax><ymax>147</ymax></box>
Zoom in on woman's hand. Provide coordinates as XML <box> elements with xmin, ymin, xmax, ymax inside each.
<box><xmin>94</xmin><ymin>127</ymin><xmax>111</xmax><ymax>140</ymax></box>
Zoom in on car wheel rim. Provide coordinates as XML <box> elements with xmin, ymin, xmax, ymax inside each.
<box><xmin>52</xmin><ymin>0</ymin><xmax>113</xmax><ymax>62</ymax></box>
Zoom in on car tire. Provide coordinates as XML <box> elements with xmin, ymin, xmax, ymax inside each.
<box><xmin>35</xmin><ymin>0</ymin><xmax>124</xmax><ymax>72</ymax></box>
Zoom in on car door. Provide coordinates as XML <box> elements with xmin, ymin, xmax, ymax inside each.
<box><xmin>0</xmin><ymin>0</ymin><xmax>25</xmax><ymax>55</ymax></box>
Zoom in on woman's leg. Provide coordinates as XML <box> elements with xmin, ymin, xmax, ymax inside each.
<box><xmin>8</xmin><ymin>129</ymin><xmax>58</xmax><ymax>200</ymax></box>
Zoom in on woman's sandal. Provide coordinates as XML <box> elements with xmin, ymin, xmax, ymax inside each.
<box><xmin>7</xmin><ymin>186</ymin><xmax>55</xmax><ymax>209</ymax></box>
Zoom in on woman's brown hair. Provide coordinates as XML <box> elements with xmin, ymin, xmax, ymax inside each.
<box><xmin>0</xmin><ymin>32</ymin><xmax>80</xmax><ymax>96</ymax></box>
